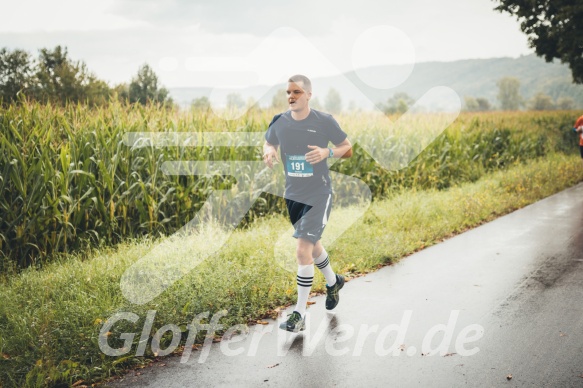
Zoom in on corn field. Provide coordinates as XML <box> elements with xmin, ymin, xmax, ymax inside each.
<box><xmin>0</xmin><ymin>100</ymin><xmax>579</xmax><ymax>269</ymax></box>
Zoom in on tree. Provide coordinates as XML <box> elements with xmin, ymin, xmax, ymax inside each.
<box><xmin>464</xmin><ymin>96</ymin><xmax>479</xmax><ymax>112</ymax></box>
<box><xmin>35</xmin><ymin>45</ymin><xmax>111</xmax><ymax>105</ymax></box>
<box><xmin>324</xmin><ymin>88</ymin><xmax>342</xmax><ymax>114</ymax></box>
<box><xmin>465</xmin><ymin>97</ymin><xmax>492</xmax><ymax>112</ymax></box>
<box><xmin>556</xmin><ymin>97</ymin><xmax>575</xmax><ymax>110</ymax></box>
<box><xmin>35</xmin><ymin>45</ymin><xmax>70</xmax><ymax>101</ymax></box>
<box><xmin>271</xmin><ymin>88</ymin><xmax>288</xmax><ymax>111</ymax></box>
<box><xmin>529</xmin><ymin>92</ymin><xmax>555</xmax><ymax>110</ymax></box>
<box><xmin>0</xmin><ymin>48</ymin><xmax>34</xmax><ymax>104</ymax></box>
<box><xmin>129</xmin><ymin>63</ymin><xmax>171</xmax><ymax>105</ymax></box>
<box><xmin>225</xmin><ymin>93</ymin><xmax>245</xmax><ymax>110</ymax></box>
<box><xmin>497</xmin><ymin>77</ymin><xmax>522</xmax><ymax>110</ymax></box>
<box><xmin>476</xmin><ymin>98</ymin><xmax>491</xmax><ymax>111</ymax></box>
<box><xmin>380</xmin><ymin>92</ymin><xmax>415</xmax><ymax>115</ymax></box>
<box><xmin>36</xmin><ymin>45</ymin><xmax>88</xmax><ymax>103</ymax></box>
<box><xmin>494</xmin><ymin>0</ymin><xmax>583</xmax><ymax>83</ymax></box>
<box><xmin>83</xmin><ymin>76</ymin><xmax>111</xmax><ymax>106</ymax></box>
<box><xmin>113</xmin><ymin>83</ymin><xmax>130</xmax><ymax>102</ymax></box>
<box><xmin>191</xmin><ymin>96</ymin><xmax>210</xmax><ymax>110</ymax></box>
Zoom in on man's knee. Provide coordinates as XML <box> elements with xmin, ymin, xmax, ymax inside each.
<box><xmin>296</xmin><ymin>238</ymin><xmax>314</xmax><ymax>264</ymax></box>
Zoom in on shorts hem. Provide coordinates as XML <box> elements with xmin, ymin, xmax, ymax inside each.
<box><xmin>293</xmin><ymin>232</ymin><xmax>321</xmax><ymax>244</ymax></box>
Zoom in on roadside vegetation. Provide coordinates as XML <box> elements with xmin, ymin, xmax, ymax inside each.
<box><xmin>1</xmin><ymin>105</ymin><xmax>582</xmax><ymax>387</ymax></box>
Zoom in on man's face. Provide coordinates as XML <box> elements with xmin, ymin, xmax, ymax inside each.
<box><xmin>287</xmin><ymin>82</ymin><xmax>311</xmax><ymax>112</ymax></box>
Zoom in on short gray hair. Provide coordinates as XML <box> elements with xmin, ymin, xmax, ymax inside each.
<box><xmin>288</xmin><ymin>74</ymin><xmax>312</xmax><ymax>92</ymax></box>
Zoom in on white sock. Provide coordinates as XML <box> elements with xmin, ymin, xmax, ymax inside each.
<box><xmin>314</xmin><ymin>248</ymin><xmax>336</xmax><ymax>287</ymax></box>
<box><xmin>294</xmin><ymin>264</ymin><xmax>314</xmax><ymax>317</ymax></box>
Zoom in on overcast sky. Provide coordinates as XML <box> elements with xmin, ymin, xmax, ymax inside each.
<box><xmin>0</xmin><ymin>0</ymin><xmax>533</xmax><ymax>88</ymax></box>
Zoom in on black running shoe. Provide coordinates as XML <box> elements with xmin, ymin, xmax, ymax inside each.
<box><xmin>279</xmin><ymin>311</ymin><xmax>305</xmax><ymax>333</ymax></box>
<box><xmin>326</xmin><ymin>274</ymin><xmax>345</xmax><ymax>310</ymax></box>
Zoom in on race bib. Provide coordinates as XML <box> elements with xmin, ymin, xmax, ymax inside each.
<box><xmin>286</xmin><ymin>155</ymin><xmax>313</xmax><ymax>177</ymax></box>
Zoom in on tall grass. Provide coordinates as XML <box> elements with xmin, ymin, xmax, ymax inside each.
<box><xmin>0</xmin><ymin>102</ymin><xmax>580</xmax><ymax>269</ymax></box>
<box><xmin>0</xmin><ymin>102</ymin><xmax>266</xmax><ymax>268</ymax></box>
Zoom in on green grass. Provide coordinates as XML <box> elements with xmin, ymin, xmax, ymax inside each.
<box><xmin>1</xmin><ymin>152</ymin><xmax>582</xmax><ymax>387</ymax></box>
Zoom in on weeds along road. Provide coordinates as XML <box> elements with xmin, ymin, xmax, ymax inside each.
<box><xmin>106</xmin><ymin>183</ymin><xmax>583</xmax><ymax>388</ymax></box>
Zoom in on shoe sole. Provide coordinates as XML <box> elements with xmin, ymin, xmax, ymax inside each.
<box><xmin>279</xmin><ymin>321</ymin><xmax>305</xmax><ymax>333</ymax></box>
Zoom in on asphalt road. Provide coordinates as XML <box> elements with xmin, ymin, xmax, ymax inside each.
<box><xmin>106</xmin><ymin>183</ymin><xmax>583</xmax><ymax>387</ymax></box>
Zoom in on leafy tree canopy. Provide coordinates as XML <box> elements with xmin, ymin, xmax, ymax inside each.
<box><xmin>0</xmin><ymin>46</ymin><xmax>173</xmax><ymax>107</ymax></box>
<box><xmin>497</xmin><ymin>77</ymin><xmax>523</xmax><ymax>110</ymax></box>
<box><xmin>379</xmin><ymin>92</ymin><xmax>415</xmax><ymax>115</ymax></box>
<box><xmin>494</xmin><ymin>0</ymin><xmax>583</xmax><ymax>83</ymax></box>
<box><xmin>129</xmin><ymin>63</ymin><xmax>171</xmax><ymax>105</ymax></box>
<box><xmin>0</xmin><ymin>48</ymin><xmax>34</xmax><ymax>104</ymax></box>
<box><xmin>324</xmin><ymin>88</ymin><xmax>342</xmax><ymax>114</ymax></box>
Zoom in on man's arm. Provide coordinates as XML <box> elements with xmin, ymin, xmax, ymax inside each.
<box><xmin>331</xmin><ymin>138</ymin><xmax>353</xmax><ymax>158</ymax></box>
<box><xmin>305</xmin><ymin>138</ymin><xmax>352</xmax><ymax>164</ymax></box>
<box><xmin>263</xmin><ymin>141</ymin><xmax>280</xmax><ymax>169</ymax></box>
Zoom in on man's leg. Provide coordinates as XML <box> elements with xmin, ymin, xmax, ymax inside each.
<box><xmin>279</xmin><ymin>237</ymin><xmax>314</xmax><ymax>332</ymax></box>
<box><xmin>294</xmin><ymin>195</ymin><xmax>343</xmax><ymax>311</ymax></box>
<box><xmin>293</xmin><ymin>238</ymin><xmax>315</xmax><ymax>317</ymax></box>
<box><xmin>313</xmin><ymin>241</ymin><xmax>337</xmax><ymax>287</ymax></box>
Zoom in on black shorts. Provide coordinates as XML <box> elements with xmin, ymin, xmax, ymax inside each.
<box><xmin>285</xmin><ymin>194</ymin><xmax>332</xmax><ymax>244</ymax></box>
<box><xmin>580</xmin><ymin>145</ymin><xmax>583</xmax><ymax>158</ymax></box>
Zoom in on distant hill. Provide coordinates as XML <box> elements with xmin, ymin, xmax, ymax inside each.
<box><xmin>169</xmin><ymin>54</ymin><xmax>583</xmax><ymax>110</ymax></box>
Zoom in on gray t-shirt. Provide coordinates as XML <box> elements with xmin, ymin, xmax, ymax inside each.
<box><xmin>265</xmin><ymin>109</ymin><xmax>347</xmax><ymax>202</ymax></box>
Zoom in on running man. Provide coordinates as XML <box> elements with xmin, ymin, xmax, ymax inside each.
<box><xmin>263</xmin><ymin>75</ymin><xmax>353</xmax><ymax>332</ymax></box>
<box><xmin>574</xmin><ymin>114</ymin><xmax>583</xmax><ymax>168</ymax></box>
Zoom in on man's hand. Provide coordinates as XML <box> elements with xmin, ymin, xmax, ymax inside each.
<box><xmin>263</xmin><ymin>143</ymin><xmax>280</xmax><ymax>169</ymax></box>
<box><xmin>306</xmin><ymin>145</ymin><xmax>328</xmax><ymax>165</ymax></box>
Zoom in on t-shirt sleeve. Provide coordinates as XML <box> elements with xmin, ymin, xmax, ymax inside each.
<box><xmin>326</xmin><ymin>116</ymin><xmax>348</xmax><ymax>145</ymax></box>
<box><xmin>265</xmin><ymin>114</ymin><xmax>282</xmax><ymax>146</ymax></box>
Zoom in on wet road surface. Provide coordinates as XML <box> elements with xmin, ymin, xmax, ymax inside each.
<box><xmin>106</xmin><ymin>183</ymin><xmax>583</xmax><ymax>387</ymax></box>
